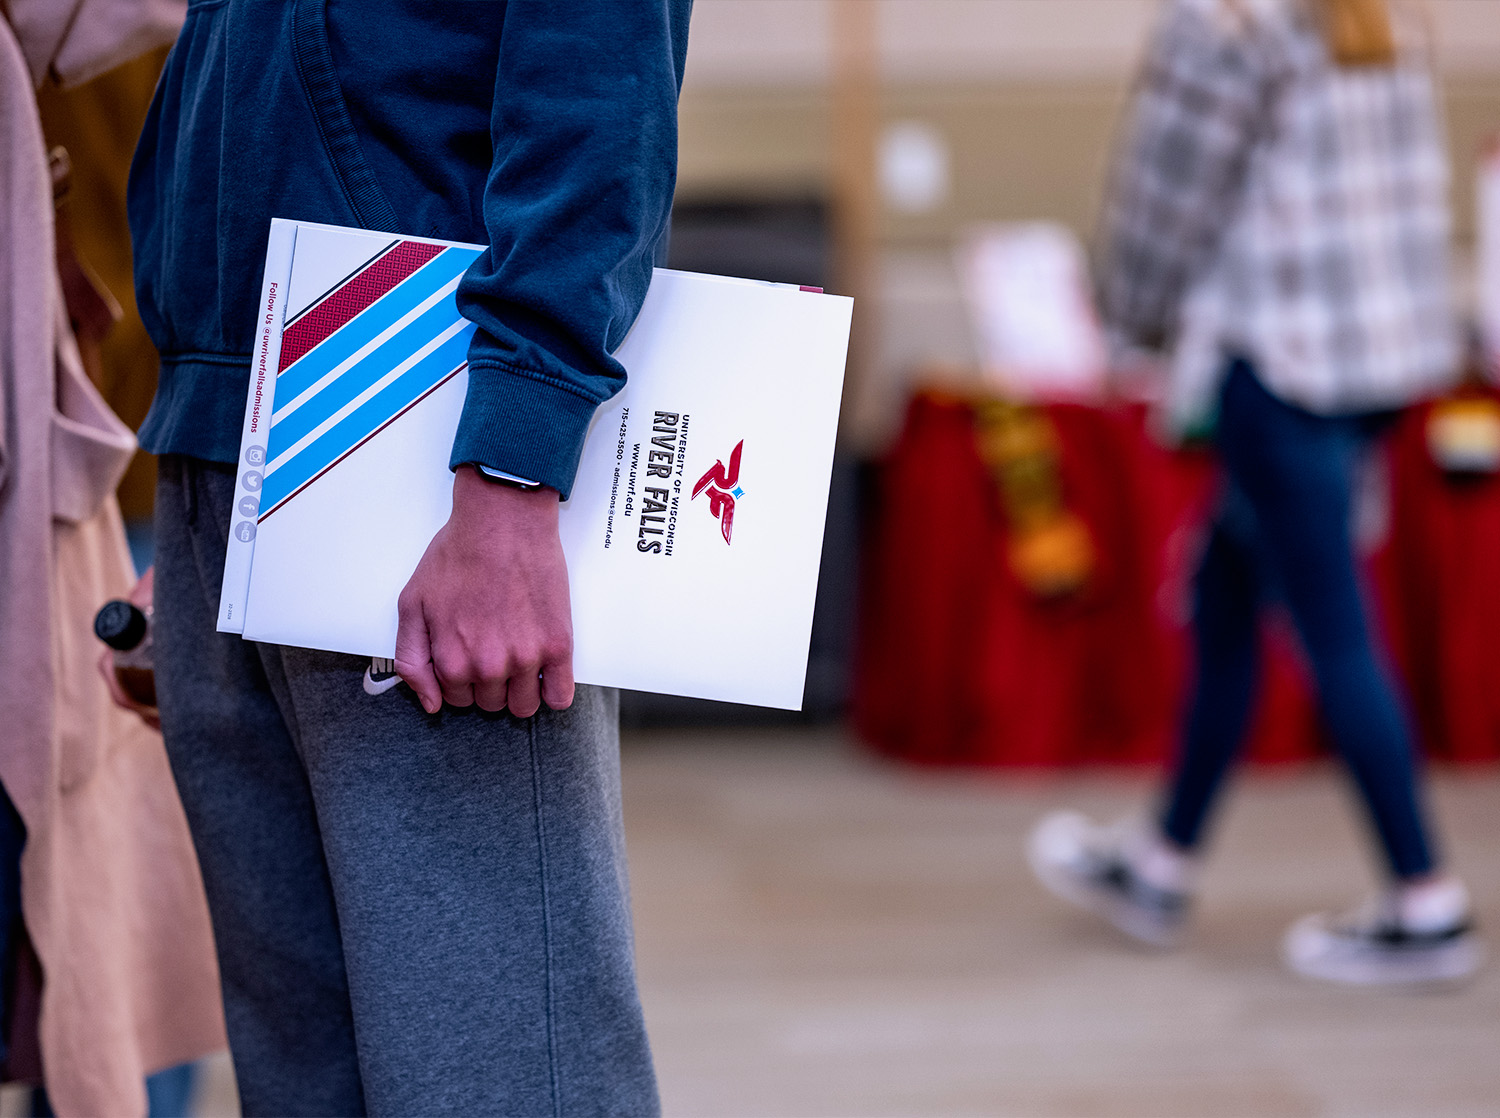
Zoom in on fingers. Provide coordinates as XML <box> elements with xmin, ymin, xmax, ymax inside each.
<box><xmin>451</xmin><ymin>652</ymin><xmax>559</xmax><ymax>718</ymax></box>
<box><xmin>541</xmin><ymin>653</ymin><xmax>575</xmax><ymax>711</ymax></box>
<box><xmin>473</xmin><ymin>650</ymin><xmax>541</xmax><ymax>717</ymax></box>
<box><xmin>506</xmin><ymin>663</ymin><xmax>543</xmax><ymax>719</ymax></box>
<box><xmin>98</xmin><ymin>648</ymin><xmax>129</xmax><ymax>707</ymax></box>
<box><xmin>394</xmin><ymin>593</ymin><xmax>443</xmax><ymax>714</ymax></box>
<box><xmin>487</xmin><ymin>641</ymin><xmax>571</xmax><ymax>717</ymax></box>
<box><xmin>98</xmin><ymin>648</ymin><xmax>163</xmax><ymax>730</ymax></box>
<box><xmin>431</xmin><ymin>643</ymin><xmax>476</xmax><ymax>709</ymax></box>
<box><xmin>473</xmin><ymin>675</ymin><xmax>509</xmax><ymax>713</ymax></box>
<box><xmin>394</xmin><ymin>594</ymin><xmax>573</xmax><ymax>719</ymax></box>
<box><xmin>437</xmin><ymin>674</ymin><xmax>476</xmax><ymax>709</ymax></box>
<box><xmin>474</xmin><ymin>667</ymin><xmax>568</xmax><ymax>717</ymax></box>
<box><xmin>131</xmin><ymin>565</ymin><xmax>155</xmax><ymax>610</ymax></box>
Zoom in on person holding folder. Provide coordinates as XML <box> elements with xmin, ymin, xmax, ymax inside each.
<box><xmin>119</xmin><ymin>3</ymin><xmax>690</xmax><ymax>1113</ymax></box>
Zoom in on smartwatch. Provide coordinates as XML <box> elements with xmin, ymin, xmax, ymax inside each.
<box><xmin>464</xmin><ymin>462</ymin><xmax>543</xmax><ymax>492</ymax></box>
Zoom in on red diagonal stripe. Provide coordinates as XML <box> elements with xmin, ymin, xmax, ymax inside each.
<box><xmin>278</xmin><ymin>240</ymin><xmax>446</xmax><ymax>372</ymax></box>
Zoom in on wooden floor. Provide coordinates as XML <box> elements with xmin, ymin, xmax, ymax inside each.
<box><xmin>625</xmin><ymin>728</ymin><xmax>1500</xmax><ymax>1118</ymax></box>
<box><xmin>11</xmin><ymin>727</ymin><xmax>1497</xmax><ymax>1117</ymax></box>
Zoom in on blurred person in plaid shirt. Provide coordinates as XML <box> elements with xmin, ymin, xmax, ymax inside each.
<box><xmin>1029</xmin><ymin>0</ymin><xmax>1483</xmax><ymax>986</ymax></box>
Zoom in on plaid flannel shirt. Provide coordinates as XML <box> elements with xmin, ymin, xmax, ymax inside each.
<box><xmin>1097</xmin><ymin>0</ymin><xmax>1458</xmax><ymax>427</ymax></box>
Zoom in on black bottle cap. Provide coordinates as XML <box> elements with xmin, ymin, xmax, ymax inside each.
<box><xmin>95</xmin><ymin>599</ymin><xmax>147</xmax><ymax>651</ymax></box>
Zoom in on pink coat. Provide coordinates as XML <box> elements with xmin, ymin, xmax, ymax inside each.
<box><xmin>0</xmin><ymin>4</ymin><xmax>226</xmax><ymax>1114</ymax></box>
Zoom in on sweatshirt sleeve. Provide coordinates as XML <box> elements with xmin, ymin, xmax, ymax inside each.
<box><xmin>1095</xmin><ymin>0</ymin><xmax>1265</xmax><ymax>353</ymax></box>
<box><xmin>449</xmin><ymin>0</ymin><xmax>691</xmax><ymax>499</ymax></box>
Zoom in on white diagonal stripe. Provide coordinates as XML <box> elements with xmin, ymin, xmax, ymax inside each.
<box><xmin>271</xmin><ymin>274</ymin><xmax>464</xmax><ymax>425</ymax></box>
<box><xmin>264</xmin><ymin>318</ymin><xmax>472</xmax><ymax>477</ymax></box>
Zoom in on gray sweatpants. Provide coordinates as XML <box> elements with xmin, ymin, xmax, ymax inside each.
<box><xmin>153</xmin><ymin>456</ymin><xmax>659</xmax><ymax>1117</ymax></box>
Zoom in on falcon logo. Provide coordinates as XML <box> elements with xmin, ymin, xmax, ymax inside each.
<box><xmin>692</xmin><ymin>440</ymin><xmax>744</xmax><ymax>544</ymax></box>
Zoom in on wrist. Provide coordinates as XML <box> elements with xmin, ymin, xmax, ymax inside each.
<box><xmin>452</xmin><ymin>464</ymin><xmax>560</xmax><ymax>524</ymax></box>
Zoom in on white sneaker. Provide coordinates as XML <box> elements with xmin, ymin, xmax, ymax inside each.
<box><xmin>1027</xmin><ymin>811</ymin><xmax>1192</xmax><ymax>948</ymax></box>
<box><xmin>1283</xmin><ymin>893</ymin><xmax>1484</xmax><ymax>988</ymax></box>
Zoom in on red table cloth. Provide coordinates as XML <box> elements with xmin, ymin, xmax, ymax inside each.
<box><xmin>853</xmin><ymin>392</ymin><xmax>1500</xmax><ymax>768</ymax></box>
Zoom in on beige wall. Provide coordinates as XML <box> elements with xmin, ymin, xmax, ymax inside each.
<box><xmin>679</xmin><ymin>81</ymin><xmax>1129</xmax><ymax>246</ymax></box>
<box><xmin>683</xmin><ymin>0</ymin><xmax>1500</xmax><ymax>86</ymax></box>
<box><xmin>680</xmin><ymin>77</ymin><xmax>1500</xmax><ymax>245</ymax></box>
<box><xmin>679</xmin><ymin>0</ymin><xmax>1500</xmax><ymax>244</ymax></box>
<box><xmin>677</xmin><ymin>1</ymin><xmax>1500</xmax><ymax>447</ymax></box>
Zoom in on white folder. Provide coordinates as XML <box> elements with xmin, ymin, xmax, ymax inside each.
<box><xmin>218</xmin><ymin>219</ymin><xmax>851</xmax><ymax>710</ymax></box>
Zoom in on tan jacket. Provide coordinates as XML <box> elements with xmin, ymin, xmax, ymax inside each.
<box><xmin>0</xmin><ymin>4</ymin><xmax>226</xmax><ymax>1114</ymax></box>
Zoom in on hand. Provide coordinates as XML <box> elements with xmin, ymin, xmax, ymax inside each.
<box><xmin>395</xmin><ymin>467</ymin><xmax>575</xmax><ymax>717</ymax></box>
<box><xmin>97</xmin><ymin>566</ymin><xmax>161</xmax><ymax>731</ymax></box>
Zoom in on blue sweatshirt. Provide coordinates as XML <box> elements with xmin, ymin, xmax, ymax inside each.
<box><xmin>128</xmin><ymin>0</ymin><xmax>690</xmax><ymax>499</ymax></box>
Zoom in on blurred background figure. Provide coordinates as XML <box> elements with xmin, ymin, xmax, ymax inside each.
<box><xmin>0</xmin><ymin>1</ymin><xmax>225</xmax><ymax>1114</ymax></box>
<box><xmin>1029</xmin><ymin>0</ymin><xmax>1482</xmax><ymax>986</ymax></box>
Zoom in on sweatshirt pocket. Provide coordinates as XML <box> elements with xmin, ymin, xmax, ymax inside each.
<box><xmin>291</xmin><ymin>0</ymin><xmax>398</xmax><ymax>232</ymax></box>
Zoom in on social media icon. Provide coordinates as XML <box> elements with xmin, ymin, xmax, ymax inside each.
<box><xmin>245</xmin><ymin>444</ymin><xmax>266</xmax><ymax>466</ymax></box>
<box><xmin>234</xmin><ymin>520</ymin><xmax>257</xmax><ymax>543</ymax></box>
<box><xmin>242</xmin><ymin>470</ymin><xmax>263</xmax><ymax>492</ymax></box>
<box><xmin>238</xmin><ymin>495</ymin><xmax>260</xmax><ymax>518</ymax></box>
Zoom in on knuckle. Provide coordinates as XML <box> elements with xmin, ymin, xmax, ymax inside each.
<box><xmin>431</xmin><ymin>651</ymin><xmax>469</xmax><ymax>684</ymax></box>
<box><xmin>472</xmin><ymin>650</ymin><xmax>512</xmax><ymax>684</ymax></box>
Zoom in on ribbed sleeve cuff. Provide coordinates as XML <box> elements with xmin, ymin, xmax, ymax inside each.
<box><xmin>449</xmin><ymin>362</ymin><xmax>603</xmax><ymax>500</ymax></box>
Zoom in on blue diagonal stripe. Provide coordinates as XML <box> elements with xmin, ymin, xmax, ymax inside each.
<box><xmin>259</xmin><ymin>322</ymin><xmax>476</xmax><ymax>513</ymax></box>
<box><xmin>271</xmin><ymin>295</ymin><xmax>470</xmax><ymax>452</ymax></box>
<box><xmin>275</xmin><ymin>245</ymin><xmax>482</xmax><ymax>403</ymax></box>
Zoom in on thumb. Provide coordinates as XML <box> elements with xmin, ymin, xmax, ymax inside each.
<box><xmin>394</xmin><ymin>595</ymin><xmax>442</xmax><ymax>714</ymax></box>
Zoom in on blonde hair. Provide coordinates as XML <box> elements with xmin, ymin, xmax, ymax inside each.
<box><xmin>1318</xmin><ymin>0</ymin><xmax>1397</xmax><ymax>65</ymax></box>
<box><xmin>1218</xmin><ymin>0</ymin><xmax>1399</xmax><ymax>65</ymax></box>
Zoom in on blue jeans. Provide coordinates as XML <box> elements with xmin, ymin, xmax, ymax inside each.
<box><xmin>1159</xmin><ymin>359</ymin><xmax>1439</xmax><ymax>879</ymax></box>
